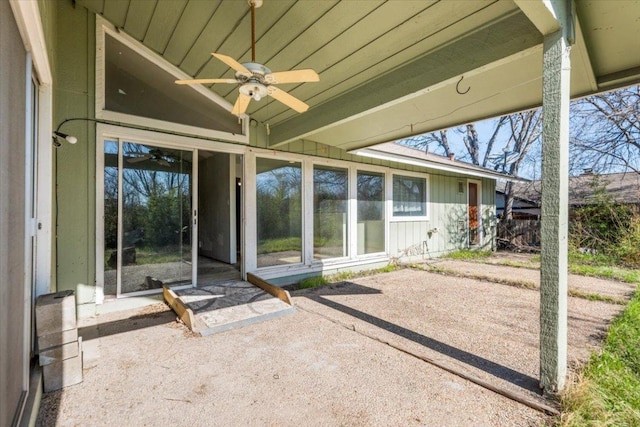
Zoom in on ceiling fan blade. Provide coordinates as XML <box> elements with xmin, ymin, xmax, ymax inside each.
<box><xmin>175</xmin><ymin>78</ymin><xmax>238</xmax><ymax>85</ymax></box>
<box><xmin>232</xmin><ymin>93</ymin><xmax>252</xmax><ymax>116</ymax></box>
<box><xmin>266</xmin><ymin>69</ymin><xmax>320</xmax><ymax>84</ymax></box>
<box><xmin>268</xmin><ymin>86</ymin><xmax>309</xmax><ymax>113</ymax></box>
<box><xmin>156</xmin><ymin>159</ymin><xmax>171</xmax><ymax>167</ymax></box>
<box><xmin>212</xmin><ymin>53</ymin><xmax>251</xmax><ymax>76</ymax></box>
<box><xmin>127</xmin><ymin>153</ymin><xmax>152</xmax><ymax>163</ymax></box>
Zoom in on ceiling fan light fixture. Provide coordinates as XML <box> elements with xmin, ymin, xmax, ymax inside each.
<box><xmin>239</xmin><ymin>82</ymin><xmax>268</xmax><ymax>102</ymax></box>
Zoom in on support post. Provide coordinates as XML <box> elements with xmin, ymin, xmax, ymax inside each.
<box><xmin>540</xmin><ymin>23</ymin><xmax>571</xmax><ymax>393</ymax></box>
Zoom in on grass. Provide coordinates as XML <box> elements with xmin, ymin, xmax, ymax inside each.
<box><xmin>444</xmin><ymin>249</ymin><xmax>493</xmax><ymax>260</ymax></box>
<box><xmin>417</xmin><ymin>263</ymin><xmax>538</xmax><ymax>290</ymax></box>
<box><xmin>104</xmin><ymin>246</ymin><xmax>186</xmax><ymax>267</ymax></box>
<box><xmin>451</xmin><ymin>249</ymin><xmax>640</xmax><ymax>284</ymax></box>
<box><xmin>297</xmin><ymin>264</ymin><xmax>400</xmax><ymax>290</ymax></box>
<box><xmin>298</xmin><ymin>276</ymin><xmax>328</xmax><ymax>289</ymax></box>
<box><xmin>559</xmin><ymin>285</ymin><xmax>640</xmax><ymax>426</ymax></box>
<box><xmin>569</xmin><ymin>264</ymin><xmax>640</xmax><ymax>284</ymax></box>
<box><xmin>257</xmin><ymin>237</ymin><xmax>302</xmax><ymax>255</ymax></box>
<box><xmin>136</xmin><ymin>250</ymin><xmax>184</xmax><ymax>265</ymax></box>
<box><xmin>494</xmin><ymin>259</ymin><xmax>540</xmax><ymax>269</ymax></box>
<box><xmin>567</xmin><ymin>289</ymin><xmax>627</xmax><ymax>306</ymax></box>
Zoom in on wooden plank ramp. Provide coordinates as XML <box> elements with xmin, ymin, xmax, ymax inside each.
<box><xmin>163</xmin><ymin>279</ymin><xmax>295</xmax><ymax>336</ymax></box>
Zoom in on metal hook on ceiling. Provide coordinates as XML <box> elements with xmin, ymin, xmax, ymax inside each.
<box><xmin>456</xmin><ymin>75</ymin><xmax>470</xmax><ymax>95</ymax></box>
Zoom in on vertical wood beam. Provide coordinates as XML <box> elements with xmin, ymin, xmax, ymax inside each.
<box><xmin>540</xmin><ymin>13</ymin><xmax>571</xmax><ymax>392</ymax></box>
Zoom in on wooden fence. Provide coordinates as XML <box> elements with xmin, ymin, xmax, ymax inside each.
<box><xmin>497</xmin><ymin>219</ymin><xmax>541</xmax><ymax>250</ymax></box>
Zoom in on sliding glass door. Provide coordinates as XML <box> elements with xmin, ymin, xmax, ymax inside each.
<box><xmin>103</xmin><ymin>139</ymin><xmax>194</xmax><ymax>296</ymax></box>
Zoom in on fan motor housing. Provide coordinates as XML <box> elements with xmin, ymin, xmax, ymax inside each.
<box><xmin>236</xmin><ymin>62</ymin><xmax>271</xmax><ymax>84</ymax></box>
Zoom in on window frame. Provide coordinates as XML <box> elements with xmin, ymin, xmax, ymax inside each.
<box><xmin>95</xmin><ymin>16</ymin><xmax>249</xmax><ymax>144</ymax></box>
<box><xmin>390</xmin><ymin>171</ymin><xmax>429</xmax><ymax>222</ymax></box>
<box><xmin>311</xmin><ymin>163</ymin><xmax>350</xmax><ymax>262</ymax></box>
<box><xmin>355</xmin><ymin>168</ymin><xmax>388</xmax><ymax>257</ymax></box>
<box><xmin>254</xmin><ymin>155</ymin><xmax>305</xmax><ymax>270</ymax></box>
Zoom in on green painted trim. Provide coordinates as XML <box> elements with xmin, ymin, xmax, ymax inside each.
<box><xmin>268</xmin><ymin>12</ymin><xmax>541</xmax><ymax>146</ymax></box>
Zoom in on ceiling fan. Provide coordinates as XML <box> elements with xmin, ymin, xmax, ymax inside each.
<box><xmin>127</xmin><ymin>148</ymin><xmax>174</xmax><ymax>167</ymax></box>
<box><xmin>175</xmin><ymin>0</ymin><xmax>319</xmax><ymax>116</ymax></box>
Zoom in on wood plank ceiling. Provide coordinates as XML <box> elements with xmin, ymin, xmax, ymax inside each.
<box><xmin>78</xmin><ymin>0</ymin><xmax>640</xmax><ymax>151</ymax></box>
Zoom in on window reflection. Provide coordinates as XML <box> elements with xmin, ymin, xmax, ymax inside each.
<box><xmin>256</xmin><ymin>158</ymin><xmax>302</xmax><ymax>267</ymax></box>
<box><xmin>103</xmin><ymin>141</ymin><xmax>193</xmax><ymax>295</ymax></box>
<box><xmin>357</xmin><ymin>171</ymin><xmax>385</xmax><ymax>254</ymax></box>
<box><xmin>314</xmin><ymin>166</ymin><xmax>348</xmax><ymax>259</ymax></box>
<box><xmin>103</xmin><ymin>141</ymin><xmax>118</xmax><ymax>295</ymax></box>
<box><xmin>393</xmin><ymin>175</ymin><xmax>426</xmax><ymax>217</ymax></box>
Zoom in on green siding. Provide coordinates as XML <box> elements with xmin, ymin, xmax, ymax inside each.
<box><xmin>52</xmin><ymin>2</ymin><xmax>96</xmax><ymax>305</ymax></box>
<box><xmin>103</xmin><ymin>0</ymin><xmax>130</xmax><ymax>28</ymax></box>
<box><xmin>163</xmin><ymin>1</ymin><xmax>221</xmax><ymax>65</ymax></box>
<box><xmin>123</xmin><ymin>0</ymin><xmax>157</xmax><ymax>41</ymax></box>
<box><xmin>143</xmin><ymin>0</ymin><xmax>189</xmax><ymax>54</ymax></box>
<box><xmin>389</xmin><ymin>173</ymin><xmax>496</xmax><ymax>260</ymax></box>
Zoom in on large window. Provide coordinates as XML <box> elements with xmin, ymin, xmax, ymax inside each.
<box><xmin>256</xmin><ymin>158</ymin><xmax>302</xmax><ymax>267</ymax></box>
<box><xmin>314</xmin><ymin>166</ymin><xmax>348</xmax><ymax>259</ymax></box>
<box><xmin>97</xmin><ymin>17</ymin><xmax>247</xmax><ymax>143</ymax></box>
<box><xmin>392</xmin><ymin>174</ymin><xmax>427</xmax><ymax>218</ymax></box>
<box><xmin>357</xmin><ymin>171</ymin><xmax>385</xmax><ymax>255</ymax></box>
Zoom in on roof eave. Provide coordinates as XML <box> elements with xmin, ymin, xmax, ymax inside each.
<box><xmin>350</xmin><ymin>147</ymin><xmax>529</xmax><ymax>182</ymax></box>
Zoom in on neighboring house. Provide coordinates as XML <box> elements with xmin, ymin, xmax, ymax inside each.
<box><xmin>496</xmin><ymin>171</ymin><xmax>640</xmax><ymax>219</ymax></box>
<box><xmin>496</xmin><ymin>182</ymin><xmax>541</xmax><ymax>220</ymax></box>
<box><xmin>3</xmin><ymin>1</ymin><xmax>640</xmax><ymax>423</ymax></box>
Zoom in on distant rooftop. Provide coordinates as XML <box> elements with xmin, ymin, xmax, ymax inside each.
<box><xmin>497</xmin><ymin>171</ymin><xmax>640</xmax><ymax>206</ymax></box>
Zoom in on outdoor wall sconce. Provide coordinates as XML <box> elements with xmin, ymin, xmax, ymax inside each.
<box><xmin>52</xmin><ymin>131</ymin><xmax>77</xmax><ymax>147</ymax></box>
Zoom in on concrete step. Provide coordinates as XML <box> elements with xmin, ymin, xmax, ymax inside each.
<box><xmin>164</xmin><ymin>280</ymin><xmax>295</xmax><ymax>336</ymax></box>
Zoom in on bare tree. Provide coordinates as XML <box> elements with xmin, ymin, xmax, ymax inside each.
<box><xmin>502</xmin><ymin>111</ymin><xmax>542</xmax><ymax>220</ymax></box>
<box><xmin>462</xmin><ymin>124</ymin><xmax>480</xmax><ymax>164</ymax></box>
<box><xmin>398</xmin><ymin>130</ymin><xmax>452</xmax><ymax>156</ymax></box>
<box><xmin>482</xmin><ymin>117</ymin><xmax>508</xmax><ymax>167</ymax></box>
<box><xmin>571</xmin><ymin>85</ymin><xmax>640</xmax><ymax>175</ymax></box>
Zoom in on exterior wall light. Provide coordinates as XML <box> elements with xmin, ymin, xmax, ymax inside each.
<box><xmin>52</xmin><ymin>131</ymin><xmax>77</xmax><ymax>147</ymax></box>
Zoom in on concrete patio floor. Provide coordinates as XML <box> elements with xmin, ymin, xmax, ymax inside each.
<box><xmin>36</xmin><ymin>266</ymin><xmax>626</xmax><ymax>426</ymax></box>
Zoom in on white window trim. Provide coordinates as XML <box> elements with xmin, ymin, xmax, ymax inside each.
<box><xmin>10</xmin><ymin>0</ymin><xmax>54</xmax><ymax>298</ymax></box>
<box><xmin>390</xmin><ymin>171</ymin><xmax>430</xmax><ymax>222</ymax></box>
<box><xmin>95</xmin><ymin>16</ymin><xmax>249</xmax><ymax>145</ymax></box>
<box><xmin>250</xmin><ymin>154</ymin><xmax>394</xmax><ymax>272</ymax></box>
<box><xmin>10</xmin><ymin>0</ymin><xmax>55</xmax><ymax>407</ymax></box>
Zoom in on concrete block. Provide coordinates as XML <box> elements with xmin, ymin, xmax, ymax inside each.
<box><xmin>75</xmin><ymin>283</ymin><xmax>96</xmax><ymax>305</ymax></box>
<box><xmin>37</xmin><ymin>328</ymin><xmax>78</xmax><ymax>351</ymax></box>
<box><xmin>39</xmin><ymin>340</ymin><xmax>79</xmax><ymax>366</ymax></box>
<box><xmin>36</xmin><ymin>290</ymin><xmax>76</xmax><ymax>337</ymax></box>
<box><xmin>42</xmin><ymin>339</ymin><xmax>83</xmax><ymax>392</ymax></box>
